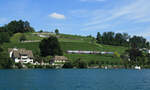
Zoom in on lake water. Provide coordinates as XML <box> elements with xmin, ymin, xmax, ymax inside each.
<box><xmin>0</xmin><ymin>69</ymin><xmax>150</xmax><ymax>90</ymax></box>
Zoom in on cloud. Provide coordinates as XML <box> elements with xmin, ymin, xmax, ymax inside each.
<box><xmin>85</xmin><ymin>0</ymin><xmax>150</xmax><ymax>26</ymax></box>
<box><xmin>49</xmin><ymin>13</ymin><xmax>66</xmax><ymax>19</ymax></box>
<box><xmin>80</xmin><ymin>0</ymin><xmax>106</xmax><ymax>2</ymax></box>
<box><xmin>79</xmin><ymin>0</ymin><xmax>150</xmax><ymax>36</ymax></box>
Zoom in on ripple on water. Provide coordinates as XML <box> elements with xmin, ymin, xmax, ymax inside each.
<box><xmin>0</xmin><ymin>69</ymin><xmax>150</xmax><ymax>90</ymax></box>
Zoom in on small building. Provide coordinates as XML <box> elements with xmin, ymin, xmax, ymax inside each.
<box><xmin>146</xmin><ymin>50</ymin><xmax>150</xmax><ymax>54</ymax></box>
<box><xmin>50</xmin><ymin>56</ymin><xmax>68</xmax><ymax>65</ymax></box>
<box><xmin>8</xmin><ymin>48</ymin><xmax>34</xmax><ymax>64</ymax></box>
<box><xmin>38</xmin><ymin>34</ymin><xmax>49</xmax><ymax>38</ymax></box>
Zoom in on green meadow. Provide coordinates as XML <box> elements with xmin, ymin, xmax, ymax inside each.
<box><xmin>2</xmin><ymin>32</ymin><xmax>128</xmax><ymax>63</ymax></box>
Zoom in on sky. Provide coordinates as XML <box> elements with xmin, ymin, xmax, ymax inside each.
<box><xmin>0</xmin><ymin>0</ymin><xmax>150</xmax><ymax>40</ymax></box>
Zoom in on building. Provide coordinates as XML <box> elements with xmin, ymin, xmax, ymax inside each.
<box><xmin>146</xmin><ymin>50</ymin><xmax>150</xmax><ymax>54</ymax></box>
<box><xmin>8</xmin><ymin>48</ymin><xmax>34</xmax><ymax>64</ymax></box>
<box><xmin>38</xmin><ymin>34</ymin><xmax>49</xmax><ymax>38</ymax></box>
<box><xmin>50</xmin><ymin>56</ymin><xmax>68</xmax><ymax>65</ymax></box>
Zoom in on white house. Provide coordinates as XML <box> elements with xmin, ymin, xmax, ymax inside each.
<box><xmin>8</xmin><ymin>48</ymin><xmax>34</xmax><ymax>64</ymax></box>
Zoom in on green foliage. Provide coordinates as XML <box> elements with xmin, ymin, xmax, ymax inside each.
<box><xmin>15</xmin><ymin>62</ymin><xmax>23</xmax><ymax>69</ymax></box>
<box><xmin>96</xmin><ymin>32</ymin><xmax>101</xmax><ymax>43</ymax></box>
<box><xmin>0</xmin><ymin>49</ymin><xmax>14</xmax><ymax>69</ymax></box>
<box><xmin>25</xmin><ymin>63</ymin><xmax>34</xmax><ymax>68</ymax></box>
<box><xmin>43</xmin><ymin>56</ymin><xmax>53</xmax><ymax>63</ymax></box>
<box><xmin>0</xmin><ymin>32</ymin><xmax>10</xmax><ymax>44</ymax></box>
<box><xmin>73</xmin><ymin>58</ymin><xmax>87</xmax><ymax>68</ymax></box>
<box><xmin>127</xmin><ymin>48</ymin><xmax>143</xmax><ymax>62</ymax></box>
<box><xmin>39</xmin><ymin>36</ymin><xmax>63</xmax><ymax>56</ymax></box>
<box><xmin>19</xmin><ymin>34</ymin><xmax>26</xmax><ymax>42</ymax></box>
<box><xmin>129</xmin><ymin>36</ymin><xmax>148</xmax><ymax>48</ymax></box>
<box><xmin>39</xmin><ymin>30</ymin><xmax>43</xmax><ymax>33</ymax></box>
<box><xmin>0</xmin><ymin>20</ymin><xmax>34</xmax><ymax>36</ymax></box>
<box><xmin>63</xmin><ymin>61</ymin><xmax>74</xmax><ymax>68</ymax></box>
<box><xmin>114</xmin><ymin>52</ymin><xmax>120</xmax><ymax>58</ymax></box>
<box><xmin>96</xmin><ymin>32</ymin><xmax>130</xmax><ymax>46</ymax></box>
<box><xmin>121</xmin><ymin>48</ymin><xmax>150</xmax><ymax>66</ymax></box>
<box><xmin>55</xmin><ymin>29</ymin><xmax>59</xmax><ymax>35</ymax></box>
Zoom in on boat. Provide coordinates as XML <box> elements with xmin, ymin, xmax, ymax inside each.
<box><xmin>104</xmin><ymin>66</ymin><xmax>108</xmax><ymax>69</ymax></box>
<box><xmin>135</xmin><ymin>65</ymin><xmax>141</xmax><ymax>70</ymax></box>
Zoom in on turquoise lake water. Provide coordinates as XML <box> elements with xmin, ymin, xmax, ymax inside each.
<box><xmin>0</xmin><ymin>69</ymin><xmax>150</xmax><ymax>90</ymax></box>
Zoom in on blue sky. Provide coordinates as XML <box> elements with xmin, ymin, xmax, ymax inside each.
<box><xmin>0</xmin><ymin>0</ymin><xmax>150</xmax><ymax>40</ymax></box>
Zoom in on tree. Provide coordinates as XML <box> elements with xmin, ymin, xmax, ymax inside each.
<box><xmin>101</xmin><ymin>32</ymin><xmax>115</xmax><ymax>45</ymax></box>
<box><xmin>73</xmin><ymin>58</ymin><xmax>87</xmax><ymax>68</ymax></box>
<box><xmin>127</xmin><ymin>48</ymin><xmax>143</xmax><ymax>63</ymax></box>
<box><xmin>39</xmin><ymin>30</ymin><xmax>43</xmax><ymax>33</ymax></box>
<box><xmin>96</xmin><ymin>32</ymin><xmax>101</xmax><ymax>43</ymax></box>
<box><xmin>39</xmin><ymin>36</ymin><xmax>63</xmax><ymax>57</ymax></box>
<box><xmin>0</xmin><ymin>32</ymin><xmax>10</xmax><ymax>44</ymax></box>
<box><xmin>115</xmin><ymin>33</ymin><xmax>123</xmax><ymax>45</ymax></box>
<box><xmin>55</xmin><ymin>29</ymin><xmax>59</xmax><ymax>35</ymax></box>
<box><xmin>3</xmin><ymin>20</ymin><xmax>34</xmax><ymax>34</ymax></box>
<box><xmin>129</xmin><ymin>36</ymin><xmax>147</xmax><ymax>48</ymax></box>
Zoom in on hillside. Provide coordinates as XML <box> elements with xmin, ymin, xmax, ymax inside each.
<box><xmin>2</xmin><ymin>32</ymin><xmax>128</xmax><ymax>63</ymax></box>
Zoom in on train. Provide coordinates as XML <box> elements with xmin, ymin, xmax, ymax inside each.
<box><xmin>66</xmin><ymin>50</ymin><xmax>114</xmax><ymax>55</ymax></box>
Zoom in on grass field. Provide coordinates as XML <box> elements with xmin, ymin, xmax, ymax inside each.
<box><xmin>60</xmin><ymin>42</ymin><xmax>127</xmax><ymax>54</ymax></box>
<box><xmin>2</xmin><ymin>32</ymin><xmax>128</xmax><ymax>63</ymax></box>
<box><xmin>64</xmin><ymin>54</ymin><xmax>122</xmax><ymax>63</ymax></box>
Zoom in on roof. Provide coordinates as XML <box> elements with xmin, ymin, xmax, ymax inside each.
<box><xmin>52</xmin><ymin>56</ymin><xmax>68</xmax><ymax>61</ymax></box>
<box><xmin>8</xmin><ymin>48</ymin><xmax>34</xmax><ymax>58</ymax></box>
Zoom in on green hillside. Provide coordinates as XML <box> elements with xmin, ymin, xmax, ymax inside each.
<box><xmin>2</xmin><ymin>32</ymin><xmax>128</xmax><ymax>63</ymax></box>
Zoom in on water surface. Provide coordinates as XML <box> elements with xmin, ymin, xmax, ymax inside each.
<box><xmin>0</xmin><ymin>69</ymin><xmax>150</xmax><ymax>90</ymax></box>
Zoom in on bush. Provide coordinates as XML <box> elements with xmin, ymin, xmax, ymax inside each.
<box><xmin>114</xmin><ymin>52</ymin><xmax>120</xmax><ymax>58</ymax></box>
<box><xmin>73</xmin><ymin>58</ymin><xmax>87</xmax><ymax>68</ymax></box>
<box><xmin>63</xmin><ymin>61</ymin><xmax>73</xmax><ymax>68</ymax></box>
<box><xmin>78</xmin><ymin>60</ymin><xmax>87</xmax><ymax>68</ymax></box>
<box><xmin>15</xmin><ymin>62</ymin><xmax>23</xmax><ymax>69</ymax></box>
<box><xmin>25</xmin><ymin>63</ymin><xmax>34</xmax><ymax>68</ymax></box>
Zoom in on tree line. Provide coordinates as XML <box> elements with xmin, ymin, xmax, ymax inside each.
<box><xmin>0</xmin><ymin>20</ymin><xmax>34</xmax><ymax>35</ymax></box>
<box><xmin>96</xmin><ymin>32</ymin><xmax>150</xmax><ymax>48</ymax></box>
